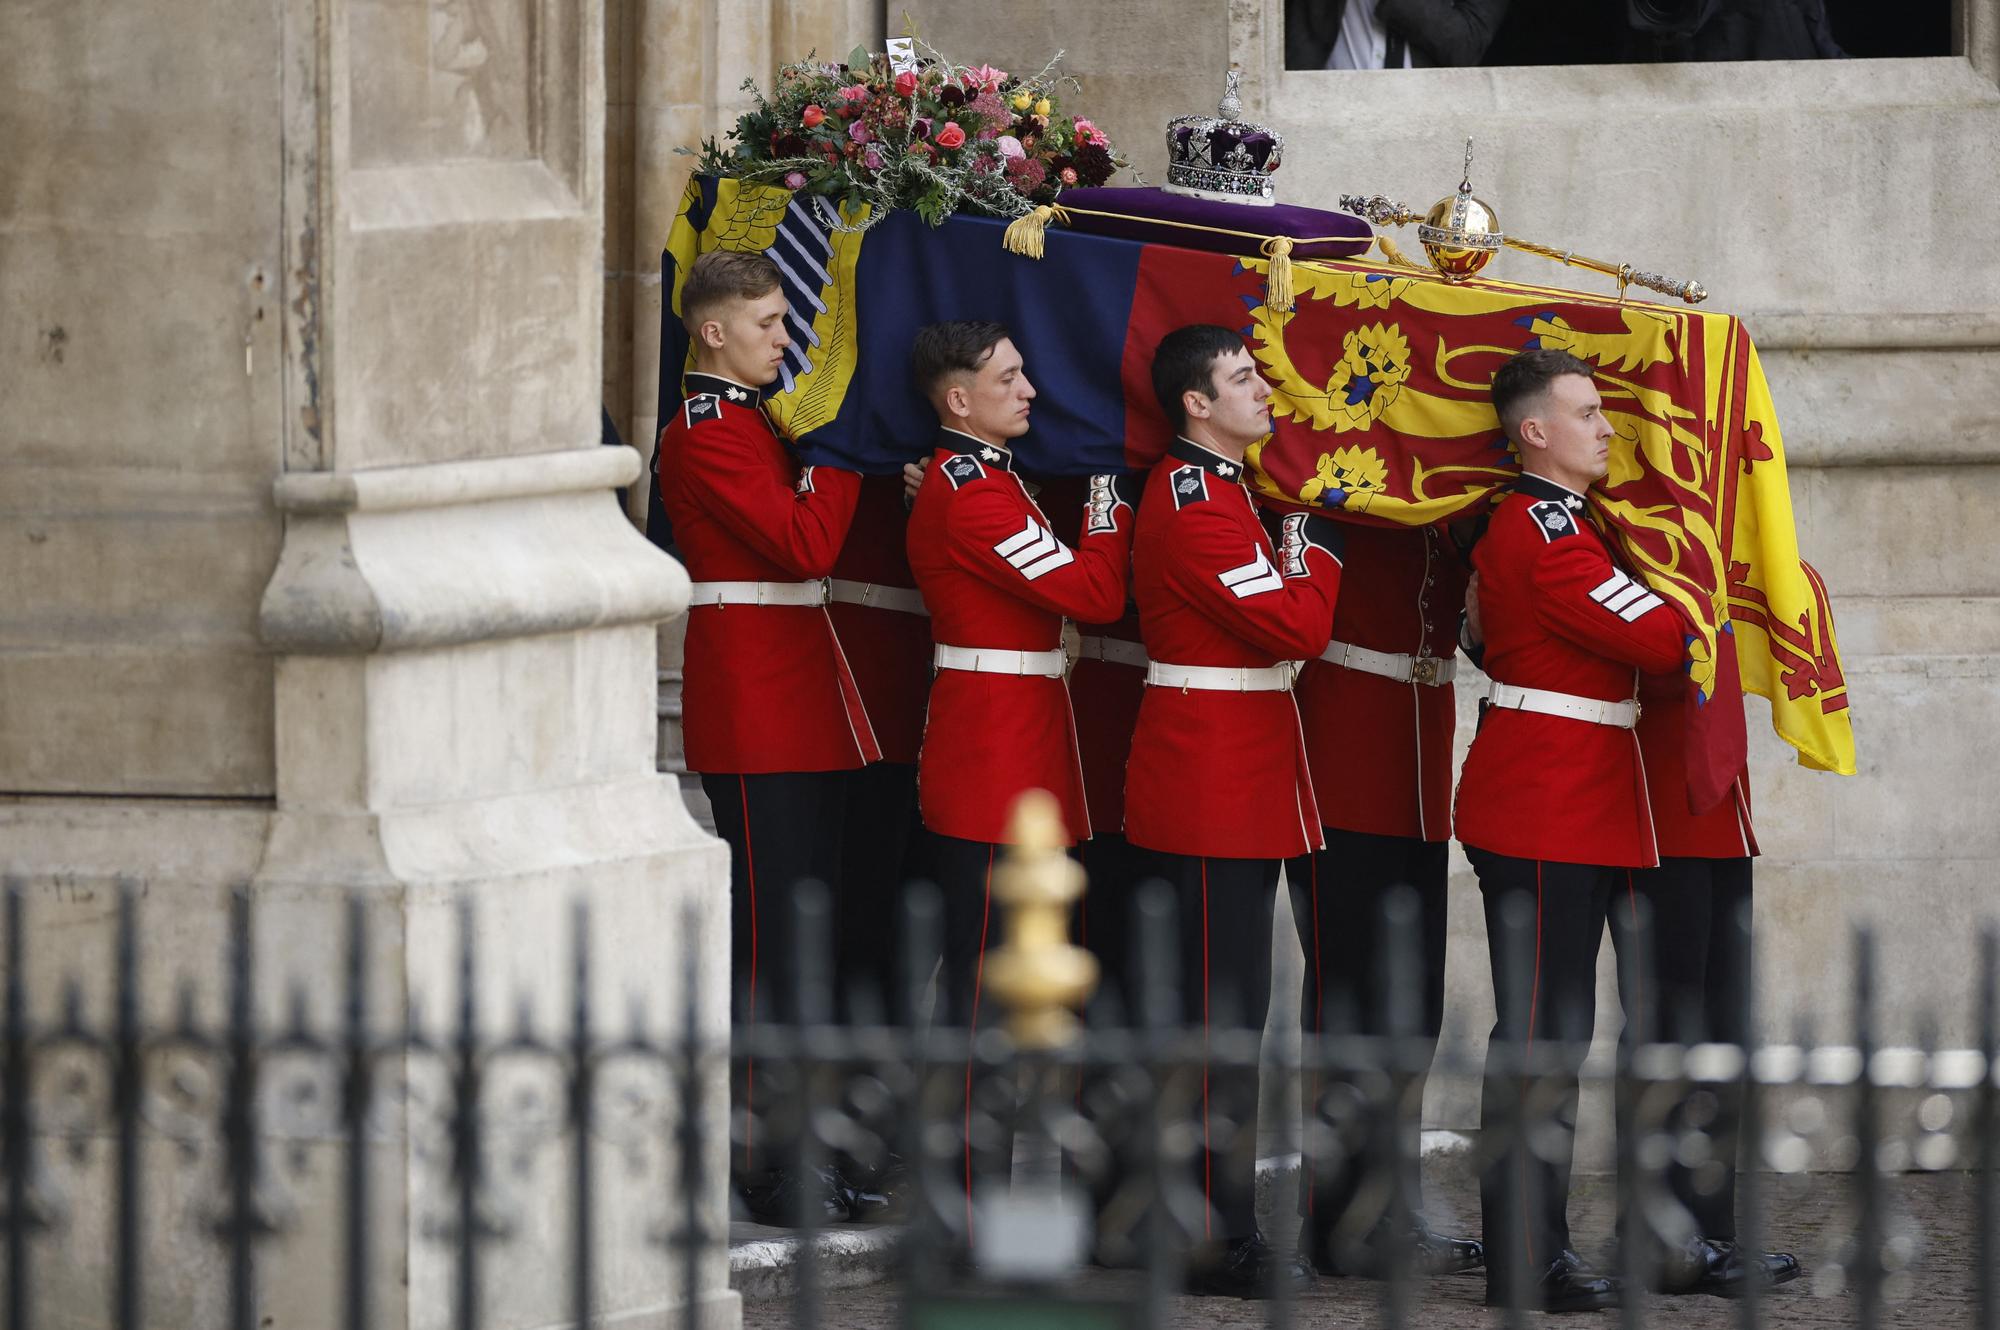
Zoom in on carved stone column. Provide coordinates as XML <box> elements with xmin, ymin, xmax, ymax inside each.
<box><xmin>1</xmin><ymin>1</ymin><xmax>736</xmax><ymax>1325</ymax></box>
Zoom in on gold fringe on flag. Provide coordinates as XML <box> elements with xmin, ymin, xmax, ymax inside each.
<box><xmin>1002</xmin><ymin>204</ymin><xmax>1070</xmax><ymax>259</ymax></box>
<box><xmin>1261</xmin><ymin>235</ymin><xmax>1296</xmax><ymax>313</ymax></box>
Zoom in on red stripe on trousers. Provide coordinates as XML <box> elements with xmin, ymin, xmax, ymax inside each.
<box><xmin>1201</xmin><ymin>858</ymin><xmax>1212</xmax><ymax>1240</ymax></box>
<box><xmin>741</xmin><ymin>774</ymin><xmax>757</xmax><ymax>1174</ymax></box>
<box><xmin>1519</xmin><ymin>860</ymin><xmax>1545</xmax><ymax>1269</ymax></box>
<box><xmin>964</xmin><ymin>844</ymin><xmax>995</xmax><ymax>1237</ymax></box>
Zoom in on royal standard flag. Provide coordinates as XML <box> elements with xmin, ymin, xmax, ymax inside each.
<box><xmin>661</xmin><ymin>175</ymin><xmax>1856</xmax><ymax>787</ymax></box>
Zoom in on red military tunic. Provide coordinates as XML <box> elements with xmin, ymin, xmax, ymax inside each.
<box><xmin>826</xmin><ymin>474</ymin><xmax>932</xmax><ymax>766</ymax></box>
<box><xmin>1295</xmin><ymin>523</ymin><xmax>1470</xmax><ymax>843</ymax></box>
<box><xmin>1638</xmin><ymin>674</ymin><xmax>1760</xmax><ymax>859</ymax></box>
<box><xmin>1035</xmin><ymin>476</ymin><xmax>1147</xmax><ymax>832</ymax></box>
<box><xmin>656</xmin><ymin>372</ymin><xmax>881</xmax><ymax>774</ymax></box>
<box><xmin>1124</xmin><ymin>437</ymin><xmax>1342</xmax><ymax>861</ymax></box>
<box><xmin>1453</xmin><ymin>474</ymin><xmax>1686</xmax><ymax>868</ymax></box>
<box><xmin>906</xmin><ymin>431</ymin><xmax>1133</xmax><ymax>845</ymax></box>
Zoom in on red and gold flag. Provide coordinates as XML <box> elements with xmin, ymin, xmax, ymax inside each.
<box><xmin>1233</xmin><ymin>254</ymin><xmax>1855</xmax><ymax>787</ymax></box>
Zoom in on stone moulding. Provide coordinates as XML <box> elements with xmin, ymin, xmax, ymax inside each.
<box><xmin>259</xmin><ymin>444</ymin><xmax>688</xmax><ymax>655</ymax></box>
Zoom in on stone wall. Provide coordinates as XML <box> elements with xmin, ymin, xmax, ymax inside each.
<box><xmin>3</xmin><ymin>2</ymin><xmax>733</xmax><ymax>1324</ymax></box>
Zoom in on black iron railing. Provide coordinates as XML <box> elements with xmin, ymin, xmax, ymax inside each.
<box><xmin>0</xmin><ymin>875</ymin><xmax>1996</xmax><ymax>1329</ymax></box>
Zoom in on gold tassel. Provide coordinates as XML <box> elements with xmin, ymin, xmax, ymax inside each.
<box><xmin>1261</xmin><ymin>235</ymin><xmax>1296</xmax><ymax>312</ymax></box>
<box><xmin>1003</xmin><ymin>204</ymin><xmax>1067</xmax><ymax>259</ymax></box>
<box><xmin>1375</xmin><ymin>234</ymin><xmax>1429</xmax><ymax>272</ymax></box>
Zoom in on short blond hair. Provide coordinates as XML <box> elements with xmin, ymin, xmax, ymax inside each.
<box><xmin>680</xmin><ymin>250</ymin><xmax>782</xmax><ymax>333</ymax></box>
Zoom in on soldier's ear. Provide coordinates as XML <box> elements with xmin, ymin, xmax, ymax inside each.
<box><xmin>696</xmin><ymin>318</ymin><xmax>727</xmax><ymax>352</ymax></box>
<box><xmin>943</xmin><ymin>381</ymin><xmax>972</xmax><ymax>421</ymax></box>
<box><xmin>1181</xmin><ymin>388</ymin><xmax>1211</xmax><ymax>422</ymax></box>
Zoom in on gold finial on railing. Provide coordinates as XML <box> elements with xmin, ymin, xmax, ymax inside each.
<box><xmin>982</xmin><ymin>789</ymin><xmax>1099</xmax><ymax>1050</ymax></box>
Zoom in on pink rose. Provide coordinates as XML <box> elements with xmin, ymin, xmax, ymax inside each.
<box><xmin>996</xmin><ymin>134</ymin><xmax>1026</xmax><ymax>160</ymax></box>
<box><xmin>784</xmin><ymin>171</ymin><xmax>807</xmax><ymax>189</ymax></box>
<box><xmin>963</xmin><ymin>63</ymin><xmax>1008</xmax><ymax>91</ymax></box>
<box><xmin>935</xmin><ymin>121</ymin><xmax>967</xmax><ymax>150</ymax></box>
<box><xmin>864</xmin><ymin>148</ymin><xmax>884</xmax><ymax>170</ymax></box>
<box><xmin>849</xmin><ymin>122</ymin><xmax>870</xmax><ymax>144</ymax></box>
<box><xmin>894</xmin><ymin>70</ymin><xmax>919</xmax><ymax>97</ymax></box>
<box><xmin>801</xmin><ymin>104</ymin><xmax>825</xmax><ymax>128</ymax></box>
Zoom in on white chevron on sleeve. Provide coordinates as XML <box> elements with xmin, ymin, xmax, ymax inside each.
<box><xmin>1217</xmin><ymin>548</ymin><xmax>1284</xmax><ymax>598</ymax></box>
<box><xmin>1590</xmin><ymin>569</ymin><xmax>1666</xmax><ymax>621</ymax></box>
<box><xmin>993</xmin><ymin>518</ymin><xmax>1075</xmax><ymax>581</ymax></box>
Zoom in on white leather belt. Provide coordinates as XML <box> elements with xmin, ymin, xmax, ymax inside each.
<box><xmin>1319</xmin><ymin>639</ymin><xmax>1457</xmax><ymax>686</ymax></box>
<box><xmin>1146</xmin><ymin>661</ymin><xmax>1293</xmax><ymax>692</ymax></box>
<box><xmin>1075</xmin><ymin>635</ymin><xmax>1149</xmax><ymax>669</ymax></box>
<box><xmin>934</xmin><ymin>644</ymin><xmax>1066</xmax><ymax>678</ymax></box>
<box><xmin>828</xmin><ymin>579</ymin><xmax>929</xmax><ymax>616</ymax></box>
<box><xmin>687</xmin><ymin>579</ymin><xmax>827</xmax><ymax>607</ymax></box>
<box><xmin>1487</xmin><ymin>682</ymin><xmax>1638</xmax><ymax>729</ymax></box>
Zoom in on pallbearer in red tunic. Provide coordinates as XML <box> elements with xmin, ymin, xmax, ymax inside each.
<box><xmin>903</xmin><ymin>321</ymin><xmax>1136</xmax><ymax>1225</ymax></box>
<box><xmin>1283</xmin><ymin>521</ymin><xmax>1484</xmax><ymax>1279</ymax></box>
<box><xmin>654</xmin><ymin>251</ymin><xmax>877</xmax><ymax>1222</ymax></box>
<box><xmin>1125</xmin><ymin>326</ymin><xmax>1342</xmax><ymax>1299</ymax></box>
<box><xmin>1454</xmin><ymin>350</ymin><xmax>1685</xmax><ymax>1312</ymax></box>
<box><xmin>1603</xmin><ymin>685</ymin><xmax>1802</xmax><ymax>1294</ymax></box>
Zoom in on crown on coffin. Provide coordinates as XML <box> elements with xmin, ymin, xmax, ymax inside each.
<box><xmin>1162</xmin><ymin>70</ymin><xmax>1283</xmax><ymax>207</ymax></box>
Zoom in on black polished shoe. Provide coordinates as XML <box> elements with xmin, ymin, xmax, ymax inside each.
<box><xmin>1486</xmin><ymin>1248</ymin><xmax>1621</xmax><ymax>1313</ymax></box>
<box><xmin>1186</xmin><ymin>1232</ymin><xmax>1318</xmax><ymax>1299</ymax></box>
<box><xmin>737</xmin><ymin>1165</ymin><xmax>855</xmax><ymax>1227</ymax></box>
<box><xmin>1305</xmin><ymin>1215</ymin><xmax>1484</xmax><ymax>1278</ymax></box>
<box><xmin>841</xmin><ymin>1154</ymin><xmax>907</xmax><ymax>1223</ymax></box>
<box><xmin>1707</xmin><ymin>1239</ymin><xmax>1802</xmax><ymax>1296</ymax></box>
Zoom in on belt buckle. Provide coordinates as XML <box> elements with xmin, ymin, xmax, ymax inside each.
<box><xmin>1410</xmin><ymin>657</ymin><xmax>1439</xmax><ymax>687</ymax></box>
<box><xmin>815</xmin><ymin>577</ymin><xmax>832</xmax><ymax>607</ymax></box>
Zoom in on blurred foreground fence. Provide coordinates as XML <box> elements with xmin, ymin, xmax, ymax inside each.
<box><xmin>1</xmin><ymin>875</ymin><xmax>1997</xmax><ymax>1329</ymax></box>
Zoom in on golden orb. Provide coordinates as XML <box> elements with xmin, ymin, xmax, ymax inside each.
<box><xmin>1417</xmin><ymin>187</ymin><xmax>1502</xmax><ymax>281</ymax></box>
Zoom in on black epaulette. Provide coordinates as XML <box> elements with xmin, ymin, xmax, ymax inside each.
<box><xmin>1169</xmin><ymin>464</ymin><xmax>1210</xmax><ymax>509</ymax></box>
<box><xmin>1526</xmin><ymin>498</ymin><xmax>1581</xmax><ymax>543</ymax></box>
<box><xmin>683</xmin><ymin>394</ymin><xmax>723</xmax><ymax>428</ymax></box>
<box><xmin>940</xmin><ymin>453</ymin><xmax>986</xmax><ymax>489</ymax></box>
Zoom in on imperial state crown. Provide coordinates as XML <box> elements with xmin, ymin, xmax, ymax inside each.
<box><xmin>1163</xmin><ymin>69</ymin><xmax>1283</xmax><ymax>207</ymax></box>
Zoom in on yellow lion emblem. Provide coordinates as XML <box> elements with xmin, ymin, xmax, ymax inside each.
<box><xmin>1298</xmin><ymin>446</ymin><xmax>1389</xmax><ymax>505</ymax></box>
<box><xmin>1263</xmin><ymin>321</ymin><xmax>1413</xmax><ymax>435</ymax></box>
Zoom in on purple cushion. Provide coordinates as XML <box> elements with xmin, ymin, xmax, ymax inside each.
<box><xmin>1053</xmin><ymin>186</ymin><xmax>1373</xmax><ymax>260</ymax></box>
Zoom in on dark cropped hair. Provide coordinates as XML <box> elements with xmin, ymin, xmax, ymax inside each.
<box><xmin>910</xmin><ymin>320</ymin><xmax>1013</xmax><ymax>403</ymax></box>
<box><xmin>680</xmin><ymin>250</ymin><xmax>783</xmax><ymax>332</ymax></box>
<box><xmin>1491</xmin><ymin>348</ymin><xmax>1595</xmax><ymax>438</ymax></box>
<box><xmin>1150</xmin><ymin>325</ymin><xmax>1247</xmax><ymax>432</ymax></box>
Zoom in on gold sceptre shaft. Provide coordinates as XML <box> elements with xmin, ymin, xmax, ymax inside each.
<box><xmin>1338</xmin><ymin>192</ymin><xmax>1707</xmax><ymax>305</ymax></box>
<box><xmin>982</xmin><ymin>788</ymin><xmax>1099</xmax><ymax>1051</ymax></box>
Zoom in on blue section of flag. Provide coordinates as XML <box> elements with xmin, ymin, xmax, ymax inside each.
<box><xmin>661</xmin><ymin>208</ymin><xmax>1146</xmax><ymax>477</ymax></box>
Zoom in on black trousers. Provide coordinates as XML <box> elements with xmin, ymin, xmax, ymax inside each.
<box><xmin>1079</xmin><ymin>831</ymin><xmax>1157</xmax><ymax>1024</ymax></box>
<box><xmin>1287</xmin><ymin>830</ymin><xmax>1449</xmax><ymax>1246</ymax></box>
<box><xmin>1609</xmin><ymin>856</ymin><xmax>1754</xmax><ymax>1240</ymax></box>
<box><xmin>834</xmin><ymin>761</ymin><xmax>937</xmax><ymax>1027</ymax></box>
<box><xmin>701</xmin><ymin>770</ymin><xmax>847</xmax><ymax>1178</ymax></box>
<box><xmin>931</xmin><ymin>833</ymin><xmax>1017</xmax><ymax>1230</ymax></box>
<box><xmin>1469</xmin><ymin>849</ymin><xmax>1615</xmax><ymax>1296</ymax></box>
<box><xmin>1153</xmin><ymin>852</ymin><xmax>1282</xmax><ymax>1246</ymax></box>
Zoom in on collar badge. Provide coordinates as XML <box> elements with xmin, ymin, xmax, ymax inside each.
<box><xmin>980</xmin><ymin>446</ymin><xmax>1002</xmax><ymax>463</ymax></box>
